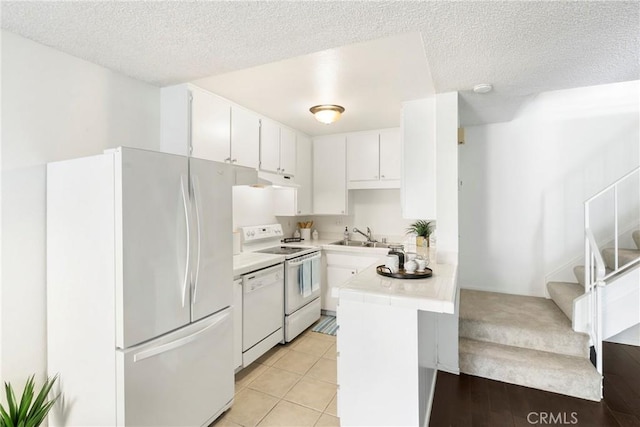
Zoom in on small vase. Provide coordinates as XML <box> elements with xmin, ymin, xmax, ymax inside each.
<box><xmin>416</xmin><ymin>236</ymin><xmax>426</xmax><ymax>247</ymax></box>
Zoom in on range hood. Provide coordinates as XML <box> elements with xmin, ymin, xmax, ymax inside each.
<box><xmin>257</xmin><ymin>171</ymin><xmax>300</xmax><ymax>188</ymax></box>
<box><xmin>232</xmin><ymin>165</ymin><xmax>299</xmax><ymax>188</ymax></box>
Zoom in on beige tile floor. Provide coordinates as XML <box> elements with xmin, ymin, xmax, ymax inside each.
<box><xmin>212</xmin><ymin>327</ymin><xmax>340</xmax><ymax>427</ymax></box>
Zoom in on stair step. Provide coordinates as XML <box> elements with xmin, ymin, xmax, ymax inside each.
<box><xmin>633</xmin><ymin>230</ymin><xmax>640</xmax><ymax>250</ymax></box>
<box><xmin>459</xmin><ymin>290</ymin><xmax>589</xmax><ymax>358</ymax></box>
<box><xmin>602</xmin><ymin>248</ymin><xmax>640</xmax><ymax>271</ymax></box>
<box><xmin>459</xmin><ymin>338</ymin><xmax>601</xmax><ymax>402</ymax></box>
<box><xmin>573</xmin><ymin>265</ymin><xmax>613</xmax><ymax>286</ymax></box>
<box><xmin>547</xmin><ymin>281</ymin><xmax>583</xmax><ymax>320</ymax></box>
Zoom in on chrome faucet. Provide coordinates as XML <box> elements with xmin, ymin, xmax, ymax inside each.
<box><xmin>353</xmin><ymin>227</ymin><xmax>376</xmax><ymax>242</ymax></box>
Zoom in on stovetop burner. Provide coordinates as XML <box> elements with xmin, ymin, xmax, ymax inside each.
<box><xmin>256</xmin><ymin>246</ymin><xmax>308</xmax><ymax>255</ymax></box>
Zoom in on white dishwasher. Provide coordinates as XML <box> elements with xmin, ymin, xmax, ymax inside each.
<box><xmin>242</xmin><ymin>263</ymin><xmax>284</xmax><ymax>366</ymax></box>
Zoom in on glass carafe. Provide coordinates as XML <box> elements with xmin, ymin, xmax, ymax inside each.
<box><xmin>388</xmin><ymin>244</ymin><xmax>405</xmax><ymax>270</ymax></box>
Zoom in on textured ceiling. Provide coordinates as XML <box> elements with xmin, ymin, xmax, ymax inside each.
<box><xmin>2</xmin><ymin>1</ymin><xmax>639</xmax><ymax>130</ymax></box>
<box><xmin>193</xmin><ymin>33</ymin><xmax>434</xmax><ymax>136</ymax></box>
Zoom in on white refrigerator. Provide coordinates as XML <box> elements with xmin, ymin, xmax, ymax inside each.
<box><xmin>47</xmin><ymin>147</ymin><xmax>234</xmax><ymax>426</ymax></box>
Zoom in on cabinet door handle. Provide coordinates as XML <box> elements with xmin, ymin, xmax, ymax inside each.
<box><xmin>224</xmin><ymin>157</ymin><xmax>231</xmax><ymax>163</ymax></box>
<box><xmin>381</xmin><ymin>175</ymin><xmax>385</xmax><ymax>178</ymax></box>
<box><xmin>374</xmin><ymin>175</ymin><xmax>378</xmax><ymax>179</ymax></box>
<box><xmin>231</xmin><ymin>159</ymin><xmax>237</xmax><ymax>163</ymax></box>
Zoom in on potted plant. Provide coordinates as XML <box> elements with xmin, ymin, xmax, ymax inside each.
<box><xmin>0</xmin><ymin>374</ymin><xmax>59</xmax><ymax>427</ymax></box>
<box><xmin>406</xmin><ymin>220</ymin><xmax>434</xmax><ymax>247</ymax></box>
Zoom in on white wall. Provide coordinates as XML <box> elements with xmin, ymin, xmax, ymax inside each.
<box><xmin>1</xmin><ymin>31</ymin><xmax>160</xmax><ymax>385</ymax></box>
<box><xmin>232</xmin><ymin>186</ymin><xmax>278</xmax><ymax>230</ymax></box>
<box><xmin>459</xmin><ymin>81</ymin><xmax>640</xmax><ymax>297</ymax></box>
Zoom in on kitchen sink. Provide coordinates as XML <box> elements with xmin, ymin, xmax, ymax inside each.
<box><xmin>330</xmin><ymin>240</ymin><xmax>390</xmax><ymax>249</ymax></box>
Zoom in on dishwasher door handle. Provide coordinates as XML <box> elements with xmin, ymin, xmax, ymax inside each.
<box><xmin>244</xmin><ymin>276</ymin><xmax>282</xmax><ymax>294</ymax></box>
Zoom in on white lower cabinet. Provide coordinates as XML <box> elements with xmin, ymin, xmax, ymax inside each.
<box><xmin>323</xmin><ymin>251</ymin><xmax>382</xmax><ymax>312</ymax></box>
<box><xmin>233</xmin><ymin>278</ymin><xmax>242</xmax><ymax>371</ymax></box>
<box><xmin>324</xmin><ymin>265</ymin><xmax>357</xmax><ymax>312</ymax></box>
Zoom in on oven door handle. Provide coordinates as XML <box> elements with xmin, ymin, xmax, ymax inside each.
<box><xmin>287</xmin><ymin>252</ymin><xmax>321</xmax><ymax>267</ymax></box>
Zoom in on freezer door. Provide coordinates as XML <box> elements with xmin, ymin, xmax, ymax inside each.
<box><xmin>117</xmin><ymin>308</ymin><xmax>234</xmax><ymax>427</ymax></box>
<box><xmin>189</xmin><ymin>158</ymin><xmax>234</xmax><ymax>321</ymax></box>
<box><xmin>116</xmin><ymin>148</ymin><xmax>191</xmax><ymax>348</ymax></box>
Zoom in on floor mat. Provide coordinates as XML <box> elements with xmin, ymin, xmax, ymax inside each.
<box><xmin>311</xmin><ymin>315</ymin><xmax>338</xmax><ymax>336</ymax></box>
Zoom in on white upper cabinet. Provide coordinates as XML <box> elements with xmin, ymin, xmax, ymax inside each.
<box><xmin>279</xmin><ymin>127</ymin><xmax>297</xmax><ymax>176</ymax></box>
<box><xmin>273</xmin><ymin>132</ymin><xmax>313</xmax><ymax>216</ymax></box>
<box><xmin>347</xmin><ymin>132</ymin><xmax>379</xmax><ymax>182</ymax></box>
<box><xmin>191</xmin><ymin>88</ymin><xmax>231</xmax><ymax>162</ymax></box>
<box><xmin>230</xmin><ymin>106</ymin><xmax>260</xmax><ymax>169</ymax></box>
<box><xmin>346</xmin><ymin>128</ymin><xmax>400</xmax><ymax>189</ymax></box>
<box><xmin>161</xmin><ymin>84</ymin><xmax>258</xmax><ymax>169</ymax></box>
<box><xmin>379</xmin><ymin>128</ymin><xmax>401</xmax><ymax>181</ymax></box>
<box><xmin>313</xmin><ymin>135</ymin><xmax>347</xmax><ymax>215</ymax></box>
<box><xmin>259</xmin><ymin>118</ymin><xmax>281</xmax><ymax>173</ymax></box>
<box><xmin>260</xmin><ymin>118</ymin><xmax>296</xmax><ymax>177</ymax></box>
<box><xmin>295</xmin><ymin>133</ymin><xmax>312</xmax><ymax>215</ymax></box>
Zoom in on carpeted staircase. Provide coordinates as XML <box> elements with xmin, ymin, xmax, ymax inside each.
<box><xmin>547</xmin><ymin>230</ymin><xmax>640</xmax><ymax>323</ymax></box>
<box><xmin>459</xmin><ymin>229</ymin><xmax>640</xmax><ymax>402</ymax></box>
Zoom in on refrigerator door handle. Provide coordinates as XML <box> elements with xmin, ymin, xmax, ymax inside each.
<box><xmin>191</xmin><ymin>175</ymin><xmax>202</xmax><ymax>304</ymax></box>
<box><xmin>180</xmin><ymin>174</ymin><xmax>191</xmax><ymax>307</ymax></box>
<box><xmin>133</xmin><ymin>310</ymin><xmax>230</xmax><ymax>362</ymax></box>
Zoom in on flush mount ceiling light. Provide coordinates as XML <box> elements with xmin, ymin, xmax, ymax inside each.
<box><xmin>309</xmin><ymin>104</ymin><xmax>345</xmax><ymax>124</ymax></box>
<box><xmin>473</xmin><ymin>84</ymin><xmax>493</xmax><ymax>94</ymax></box>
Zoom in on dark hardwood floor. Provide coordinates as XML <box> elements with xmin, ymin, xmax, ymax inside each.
<box><xmin>430</xmin><ymin>342</ymin><xmax>640</xmax><ymax>426</ymax></box>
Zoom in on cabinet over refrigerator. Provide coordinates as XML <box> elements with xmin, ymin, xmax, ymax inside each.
<box><xmin>47</xmin><ymin>147</ymin><xmax>234</xmax><ymax>426</ymax></box>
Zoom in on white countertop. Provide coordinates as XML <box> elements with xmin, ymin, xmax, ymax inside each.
<box><xmin>233</xmin><ymin>252</ymin><xmax>286</xmax><ymax>277</ymax></box>
<box><xmin>331</xmin><ymin>260</ymin><xmax>458</xmax><ymax>313</ymax></box>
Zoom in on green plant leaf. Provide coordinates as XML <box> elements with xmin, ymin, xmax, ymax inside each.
<box><xmin>405</xmin><ymin>220</ymin><xmax>434</xmax><ymax>237</ymax></box>
<box><xmin>26</xmin><ymin>374</ymin><xmax>58</xmax><ymax>422</ymax></box>
<box><xmin>5</xmin><ymin>382</ymin><xmax>18</xmax><ymax>422</ymax></box>
<box><xmin>0</xmin><ymin>375</ymin><xmax>59</xmax><ymax>427</ymax></box>
<box><xmin>0</xmin><ymin>403</ymin><xmax>14</xmax><ymax>427</ymax></box>
<box><xmin>24</xmin><ymin>399</ymin><xmax>56</xmax><ymax>427</ymax></box>
<box><xmin>16</xmin><ymin>376</ymin><xmax>34</xmax><ymax>424</ymax></box>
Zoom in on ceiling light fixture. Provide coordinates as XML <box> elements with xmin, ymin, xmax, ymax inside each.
<box><xmin>309</xmin><ymin>104</ymin><xmax>345</xmax><ymax>124</ymax></box>
<box><xmin>473</xmin><ymin>84</ymin><xmax>493</xmax><ymax>94</ymax></box>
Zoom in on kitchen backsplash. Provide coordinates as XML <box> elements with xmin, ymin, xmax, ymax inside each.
<box><xmin>233</xmin><ymin>186</ymin><xmax>435</xmax><ymax>244</ymax></box>
<box><xmin>310</xmin><ymin>189</ymin><xmax>420</xmax><ymax>241</ymax></box>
